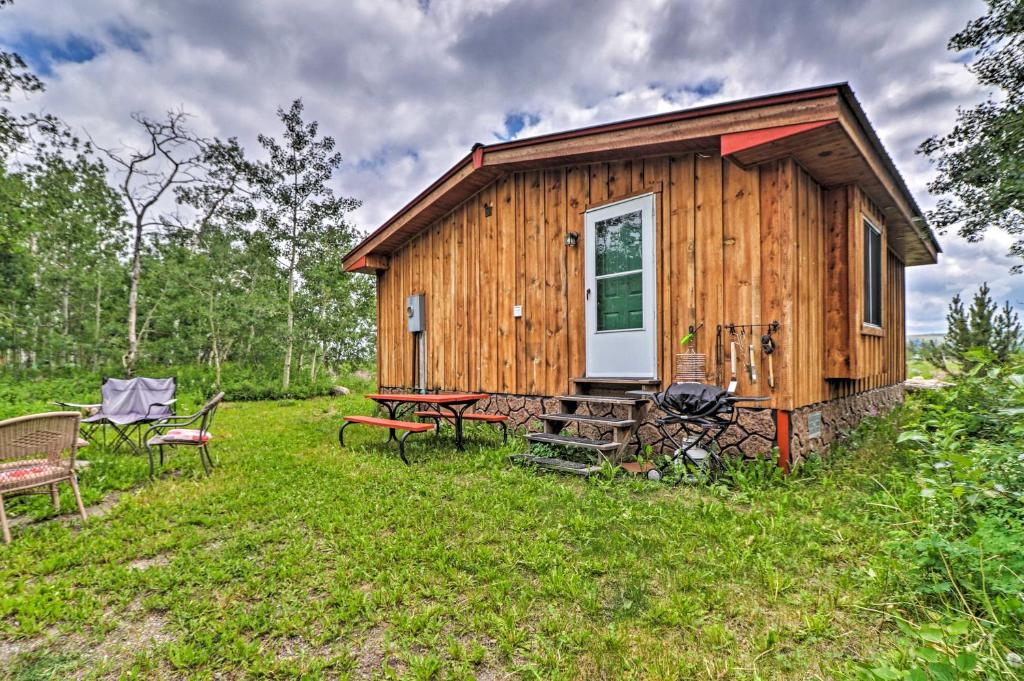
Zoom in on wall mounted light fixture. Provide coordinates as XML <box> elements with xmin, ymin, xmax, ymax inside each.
<box><xmin>564</xmin><ymin>231</ymin><xmax>579</xmax><ymax>246</ymax></box>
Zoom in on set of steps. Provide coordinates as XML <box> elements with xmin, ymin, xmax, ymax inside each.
<box><xmin>510</xmin><ymin>378</ymin><xmax>656</xmax><ymax>476</ymax></box>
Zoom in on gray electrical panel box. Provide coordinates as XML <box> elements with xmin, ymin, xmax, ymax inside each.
<box><xmin>407</xmin><ymin>294</ymin><xmax>425</xmax><ymax>333</ymax></box>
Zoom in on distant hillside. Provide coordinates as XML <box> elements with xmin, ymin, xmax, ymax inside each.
<box><xmin>908</xmin><ymin>334</ymin><xmax>944</xmax><ymax>346</ymax></box>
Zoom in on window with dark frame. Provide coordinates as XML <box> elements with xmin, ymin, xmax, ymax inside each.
<box><xmin>863</xmin><ymin>218</ymin><xmax>882</xmax><ymax>327</ymax></box>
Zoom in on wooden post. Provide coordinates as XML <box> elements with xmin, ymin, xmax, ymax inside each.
<box><xmin>775</xmin><ymin>410</ymin><xmax>791</xmax><ymax>473</ymax></box>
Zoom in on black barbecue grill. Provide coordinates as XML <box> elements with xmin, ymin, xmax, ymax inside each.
<box><xmin>638</xmin><ymin>382</ymin><xmax>770</xmax><ymax>483</ymax></box>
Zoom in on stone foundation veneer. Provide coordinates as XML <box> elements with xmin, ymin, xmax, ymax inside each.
<box><xmin>788</xmin><ymin>383</ymin><xmax>904</xmax><ymax>463</ymax></box>
<box><xmin>378</xmin><ymin>383</ymin><xmax>904</xmax><ymax>466</ymax></box>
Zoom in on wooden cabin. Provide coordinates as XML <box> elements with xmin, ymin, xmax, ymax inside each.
<box><xmin>343</xmin><ymin>83</ymin><xmax>939</xmax><ymax>469</ymax></box>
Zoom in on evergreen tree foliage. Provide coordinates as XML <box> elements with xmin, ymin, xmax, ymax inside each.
<box><xmin>925</xmin><ymin>283</ymin><xmax>1022</xmax><ymax>369</ymax></box>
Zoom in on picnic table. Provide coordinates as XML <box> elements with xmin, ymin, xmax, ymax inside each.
<box><xmin>365</xmin><ymin>393</ymin><xmax>488</xmax><ymax>450</ymax></box>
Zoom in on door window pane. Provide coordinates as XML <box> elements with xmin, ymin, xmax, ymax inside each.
<box><xmin>597</xmin><ymin>272</ymin><xmax>643</xmax><ymax>331</ymax></box>
<box><xmin>595</xmin><ymin>211</ymin><xmax>642</xmax><ymax>276</ymax></box>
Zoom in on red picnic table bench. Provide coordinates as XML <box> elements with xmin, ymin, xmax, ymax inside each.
<box><xmin>339</xmin><ymin>393</ymin><xmax>508</xmax><ymax>464</ymax></box>
<box><xmin>413</xmin><ymin>410</ymin><xmax>508</xmax><ymax>444</ymax></box>
<box><xmin>338</xmin><ymin>416</ymin><xmax>433</xmax><ymax>465</ymax></box>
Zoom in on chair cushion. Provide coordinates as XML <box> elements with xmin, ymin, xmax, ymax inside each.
<box><xmin>0</xmin><ymin>461</ymin><xmax>68</xmax><ymax>491</ymax></box>
<box><xmin>150</xmin><ymin>429</ymin><xmax>210</xmax><ymax>445</ymax></box>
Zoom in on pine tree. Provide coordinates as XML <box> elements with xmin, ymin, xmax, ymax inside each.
<box><xmin>927</xmin><ymin>283</ymin><xmax>1022</xmax><ymax>370</ymax></box>
<box><xmin>993</xmin><ymin>300</ymin><xmax>1022</xmax><ymax>361</ymax></box>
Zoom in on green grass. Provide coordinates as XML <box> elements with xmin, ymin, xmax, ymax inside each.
<box><xmin>906</xmin><ymin>357</ymin><xmax>946</xmax><ymax>379</ymax></box>
<box><xmin>0</xmin><ymin>392</ymin><xmax>919</xmax><ymax>679</ymax></box>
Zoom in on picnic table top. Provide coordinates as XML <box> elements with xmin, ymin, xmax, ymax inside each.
<box><xmin>365</xmin><ymin>393</ymin><xmax>488</xmax><ymax>404</ymax></box>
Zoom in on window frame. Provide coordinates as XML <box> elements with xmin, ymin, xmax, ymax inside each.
<box><xmin>862</xmin><ymin>217</ymin><xmax>883</xmax><ymax>331</ymax></box>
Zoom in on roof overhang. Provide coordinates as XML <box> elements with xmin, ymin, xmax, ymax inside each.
<box><xmin>720</xmin><ymin>109</ymin><xmax>939</xmax><ymax>265</ymax></box>
<box><xmin>344</xmin><ymin>83</ymin><xmax>938</xmax><ymax>272</ymax></box>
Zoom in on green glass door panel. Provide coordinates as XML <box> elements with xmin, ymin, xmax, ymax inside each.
<box><xmin>597</xmin><ymin>272</ymin><xmax>643</xmax><ymax>331</ymax></box>
<box><xmin>595</xmin><ymin>210</ymin><xmax>642</xmax><ymax>276</ymax></box>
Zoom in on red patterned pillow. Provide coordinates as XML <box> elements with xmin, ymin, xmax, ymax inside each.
<box><xmin>0</xmin><ymin>465</ymin><xmax>48</xmax><ymax>482</ymax></box>
<box><xmin>163</xmin><ymin>429</ymin><xmax>211</xmax><ymax>443</ymax></box>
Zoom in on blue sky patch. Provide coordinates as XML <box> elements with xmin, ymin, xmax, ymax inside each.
<box><xmin>7</xmin><ymin>33</ymin><xmax>102</xmax><ymax>76</ymax></box>
<box><xmin>952</xmin><ymin>49</ymin><xmax>974</xmax><ymax>64</ymax></box>
<box><xmin>355</xmin><ymin>147</ymin><xmax>420</xmax><ymax>172</ymax></box>
<box><xmin>496</xmin><ymin>111</ymin><xmax>540</xmax><ymax>141</ymax></box>
<box><xmin>663</xmin><ymin>78</ymin><xmax>724</xmax><ymax>104</ymax></box>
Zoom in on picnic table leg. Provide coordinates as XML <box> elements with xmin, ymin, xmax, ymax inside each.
<box><xmin>398</xmin><ymin>430</ymin><xmax>414</xmax><ymax>465</ymax></box>
<box><xmin>383</xmin><ymin>401</ymin><xmax>398</xmax><ymax>442</ymax></box>
<box><xmin>441</xmin><ymin>404</ymin><xmax>472</xmax><ymax>451</ymax></box>
<box><xmin>338</xmin><ymin>421</ymin><xmax>353</xmax><ymax>448</ymax></box>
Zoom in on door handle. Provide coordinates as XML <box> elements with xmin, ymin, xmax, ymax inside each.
<box><xmin>586</xmin><ymin>288</ymin><xmax>591</xmax><ymax>300</ymax></box>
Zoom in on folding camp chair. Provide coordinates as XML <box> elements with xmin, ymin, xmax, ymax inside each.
<box><xmin>56</xmin><ymin>377</ymin><xmax>177</xmax><ymax>454</ymax></box>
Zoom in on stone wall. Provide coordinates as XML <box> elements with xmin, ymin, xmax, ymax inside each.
<box><xmin>378</xmin><ymin>383</ymin><xmax>905</xmax><ymax>465</ymax></box>
<box><xmin>789</xmin><ymin>383</ymin><xmax>904</xmax><ymax>463</ymax></box>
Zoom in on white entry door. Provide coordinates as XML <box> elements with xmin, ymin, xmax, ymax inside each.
<box><xmin>584</xmin><ymin>193</ymin><xmax>657</xmax><ymax>378</ymax></box>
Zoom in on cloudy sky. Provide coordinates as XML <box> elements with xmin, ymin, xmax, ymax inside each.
<box><xmin>1</xmin><ymin>0</ymin><xmax>1017</xmax><ymax>333</ymax></box>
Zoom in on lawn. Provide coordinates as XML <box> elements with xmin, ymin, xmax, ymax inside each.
<box><xmin>0</xmin><ymin>392</ymin><xmax>915</xmax><ymax>679</ymax></box>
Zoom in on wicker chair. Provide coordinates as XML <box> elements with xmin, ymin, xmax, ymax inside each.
<box><xmin>0</xmin><ymin>412</ymin><xmax>87</xmax><ymax>544</ymax></box>
<box><xmin>144</xmin><ymin>393</ymin><xmax>225</xmax><ymax>478</ymax></box>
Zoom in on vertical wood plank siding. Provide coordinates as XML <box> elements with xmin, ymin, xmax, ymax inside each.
<box><xmin>376</xmin><ymin>153</ymin><xmax>907</xmax><ymax>410</ymax></box>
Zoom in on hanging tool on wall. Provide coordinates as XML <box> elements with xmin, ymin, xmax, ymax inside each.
<box><xmin>761</xmin><ymin>321</ymin><xmax>780</xmax><ymax>389</ymax></box>
<box><xmin>730</xmin><ymin>324</ymin><xmax>757</xmax><ymax>384</ymax></box>
<box><xmin>727</xmin><ymin>324</ymin><xmax>739</xmax><ymax>391</ymax></box>
<box><xmin>748</xmin><ymin>341</ymin><xmax>758</xmax><ymax>383</ymax></box>
<box><xmin>724</xmin><ymin>321</ymin><xmax>781</xmax><ymax>391</ymax></box>
<box><xmin>714</xmin><ymin>325</ymin><xmax>724</xmax><ymax>388</ymax></box>
<box><xmin>679</xmin><ymin>321</ymin><xmax>703</xmax><ymax>348</ymax></box>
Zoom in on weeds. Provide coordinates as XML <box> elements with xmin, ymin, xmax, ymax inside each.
<box><xmin>855</xmin><ymin>353</ymin><xmax>1024</xmax><ymax>680</ymax></box>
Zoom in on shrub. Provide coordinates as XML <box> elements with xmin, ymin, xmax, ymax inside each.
<box><xmin>858</xmin><ymin>353</ymin><xmax>1024</xmax><ymax>679</ymax></box>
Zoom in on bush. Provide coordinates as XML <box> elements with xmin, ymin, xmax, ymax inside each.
<box><xmin>858</xmin><ymin>353</ymin><xmax>1024</xmax><ymax>679</ymax></box>
<box><xmin>0</xmin><ymin>363</ymin><xmax>375</xmax><ymax>419</ymax></box>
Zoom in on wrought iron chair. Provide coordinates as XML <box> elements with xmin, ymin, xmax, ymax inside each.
<box><xmin>144</xmin><ymin>393</ymin><xmax>224</xmax><ymax>477</ymax></box>
<box><xmin>0</xmin><ymin>412</ymin><xmax>87</xmax><ymax>544</ymax></box>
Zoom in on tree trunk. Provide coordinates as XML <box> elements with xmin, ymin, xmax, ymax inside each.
<box><xmin>62</xmin><ymin>284</ymin><xmax>70</xmax><ymax>365</ymax></box>
<box><xmin>282</xmin><ymin>158</ymin><xmax>299</xmax><ymax>390</ymax></box>
<box><xmin>29</xmin><ymin>234</ymin><xmax>39</xmax><ymax>369</ymax></box>
<box><xmin>93</xmin><ymin>275</ymin><xmax>102</xmax><ymax>370</ymax></box>
<box><xmin>310</xmin><ymin>343</ymin><xmax>319</xmax><ymax>382</ymax></box>
<box><xmin>207</xmin><ymin>292</ymin><xmax>222</xmax><ymax>388</ymax></box>
<box><xmin>283</xmin><ymin>270</ymin><xmax>295</xmax><ymax>389</ymax></box>
<box><xmin>124</xmin><ymin>219</ymin><xmax>143</xmax><ymax>376</ymax></box>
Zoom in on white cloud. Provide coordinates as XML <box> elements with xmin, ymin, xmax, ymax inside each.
<box><xmin>3</xmin><ymin>0</ymin><xmax>1018</xmax><ymax>333</ymax></box>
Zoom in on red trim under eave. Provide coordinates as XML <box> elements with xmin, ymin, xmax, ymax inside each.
<box><xmin>344</xmin><ymin>256</ymin><xmax>368</xmax><ymax>273</ymax></box>
<box><xmin>720</xmin><ymin>119</ymin><xmax>834</xmax><ymax>157</ymax></box>
<box><xmin>775</xmin><ymin>410</ymin><xmax>791</xmax><ymax>474</ymax></box>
